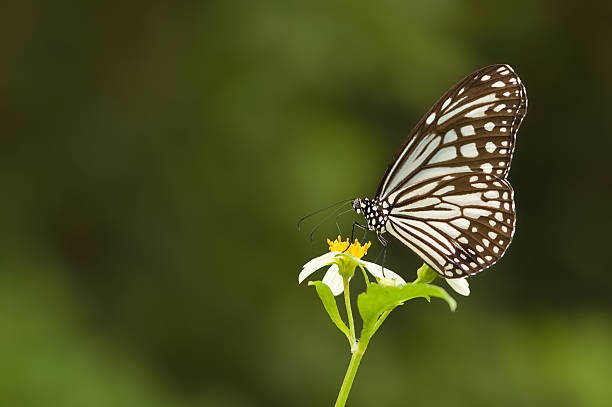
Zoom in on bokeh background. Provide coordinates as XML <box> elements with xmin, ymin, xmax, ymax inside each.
<box><xmin>3</xmin><ymin>1</ymin><xmax>612</xmax><ymax>406</ymax></box>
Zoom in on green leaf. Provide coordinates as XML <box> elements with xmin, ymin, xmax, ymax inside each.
<box><xmin>358</xmin><ymin>283</ymin><xmax>457</xmax><ymax>332</ymax></box>
<box><xmin>308</xmin><ymin>281</ymin><xmax>351</xmax><ymax>342</ymax></box>
<box><xmin>414</xmin><ymin>263</ymin><xmax>438</xmax><ymax>284</ymax></box>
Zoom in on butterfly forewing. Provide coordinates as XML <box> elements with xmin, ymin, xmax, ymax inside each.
<box><xmin>377</xmin><ymin>64</ymin><xmax>527</xmax><ymax>204</ymax></box>
<box><xmin>384</xmin><ymin>172</ymin><xmax>516</xmax><ymax>277</ymax></box>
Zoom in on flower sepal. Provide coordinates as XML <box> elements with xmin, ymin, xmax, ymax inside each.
<box><xmin>414</xmin><ymin>263</ymin><xmax>471</xmax><ymax>297</ymax></box>
<box><xmin>414</xmin><ymin>263</ymin><xmax>438</xmax><ymax>284</ymax></box>
<box><xmin>334</xmin><ymin>252</ymin><xmax>362</xmax><ymax>279</ymax></box>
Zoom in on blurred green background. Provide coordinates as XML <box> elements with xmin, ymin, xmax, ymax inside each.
<box><xmin>3</xmin><ymin>1</ymin><xmax>612</xmax><ymax>406</ymax></box>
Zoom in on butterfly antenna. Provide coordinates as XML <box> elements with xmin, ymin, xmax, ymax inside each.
<box><xmin>334</xmin><ymin>207</ymin><xmax>354</xmax><ymax>236</ymax></box>
<box><xmin>297</xmin><ymin>199</ymin><xmax>353</xmax><ymax>231</ymax></box>
<box><xmin>309</xmin><ymin>202</ymin><xmax>352</xmax><ymax>241</ymax></box>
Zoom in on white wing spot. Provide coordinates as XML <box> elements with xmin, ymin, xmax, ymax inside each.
<box><xmin>499</xmin><ymin>149</ymin><xmax>507</xmax><ymax>154</ymax></box>
<box><xmin>483</xmin><ymin>239</ymin><xmax>490</xmax><ymax>247</ymax></box>
<box><xmin>442</xmin><ymin>97</ymin><xmax>452</xmax><ymax>110</ymax></box>
<box><xmin>499</xmin><ymin>161</ymin><xmax>506</xmax><ymax>167</ymax></box>
<box><xmin>402</xmin><ymin>164</ymin><xmax>471</xmax><ymax>188</ymax></box>
<box><xmin>488</xmin><ymin>231</ymin><xmax>498</xmax><ymax>239</ymax></box>
<box><xmin>426</xmin><ymin>112</ymin><xmax>436</xmax><ymax>125</ymax></box>
<box><xmin>469</xmin><ymin>175</ymin><xmax>478</xmax><ymax>182</ymax></box>
<box><xmin>493</xmin><ymin>246</ymin><xmax>500</xmax><ymax>254</ymax></box>
<box><xmin>503</xmin><ymin>91</ymin><xmax>511</xmax><ymax>96</ymax></box>
<box><xmin>405</xmin><ymin>197</ymin><xmax>441</xmax><ymax>210</ymax></box>
<box><xmin>493</xmin><ymin>103</ymin><xmax>506</xmax><ymax>112</ymax></box>
<box><xmin>443</xmin><ymin>129</ymin><xmax>458</xmax><ymax>144</ymax></box>
<box><xmin>438</xmin><ymin>94</ymin><xmax>497</xmax><ymax>124</ymax></box>
<box><xmin>430</xmin><ymin>221</ymin><xmax>461</xmax><ymax>239</ymax></box>
<box><xmin>504</xmin><ymin>203</ymin><xmax>510</xmax><ymax>210</ymax></box>
<box><xmin>465</xmin><ymin>104</ymin><xmax>493</xmax><ymax>118</ymax></box>
<box><xmin>495</xmin><ymin>212</ymin><xmax>504</xmax><ymax>221</ymax></box>
<box><xmin>460</xmin><ymin>125</ymin><xmax>476</xmax><ymax>136</ymax></box>
<box><xmin>473</xmin><ymin>183</ymin><xmax>487</xmax><ymax>188</ymax></box>
<box><xmin>489</xmin><ymin>220</ymin><xmax>496</xmax><ymax>226</ymax></box>
<box><xmin>491</xmin><ymin>81</ymin><xmax>505</xmax><ymax>88</ymax></box>
<box><xmin>485</xmin><ymin>190</ymin><xmax>500</xmax><ymax>199</ymax></box>
<box><xmin>450</xmin><ymin>218</ymin><xmax>470</xmax><ymax>230</ymax></box>
<box><xmin>428</xmin><ymin>146</ymin><xmax>457</xmax><ymax>164</ymax></box>
<box><xmin>464</xmin><ymin>208</ymin><xmax>492</xmax><ymax>219</ymax></box>
<box><xmin>485</xmin><ymin>141</ymin><xmax>497</xmax><ymax>153</ymax></box>
<box><xmin>458</xmin><ymin>87</ymin><xmax>465</xmax><ymax>95</ymax></box>
<box><xmin>481</xmin><ymin>75</ymin><xmax>491</xmax><ymax>81</ymax></box>
<box><xmin>471</xmin><ymin>226</ymin><xmax>478</xmax><ymax>233</ymax></box>
<box><xmin>500</xmin><ymin>127</ymin><xmax>507</xmax><ymax>132</ymax></box>
<box><xmin>501</xmin><ymin>141</ymin><xmax>508</xmax><ymax>146</ymax></box>
<box><xmin>485</xmin><ymin>255</ymin><xmax>493</xmax><ymax>261</ymax></box>
<box><xmin>496</xmin><ymin>66</ymin><xmax>505</xmax><ymax>72</ymax></box>
<box><xmin>484</xmin><ymin>121</ymin><xmax>495</xmax><ymax>131</ymax></box>
<box><xmin>480</xmin><ymin>163</ymin><xmax>493</xmax><ymax>173</ymax></box>
<box><xmin>489</xmin><ymin>200</ymin><xmax>501</xmax><ymax>209</ymax></box>
<box><xmin>458</xmin><ymin>236</ymin><xmax>468</xmax><ymax>244</ymax></box>
<box><xmin>502</xmin><ymin>225</ymin><xmax>508</xmax><ymax>233</ymax></box>
<box><xmin>460</xmin><ymin>143</ymin><xmax>478</xmax><ymax>158</ymax></box>
<box><xmin>502</xmin><ymin>192</ymin><xmax>508</xmax><ymax>199</ymax></box>
<box><xmin>433</xmin><ymin>185</ymin><xmax>456</xmax><ymax>196</ymax></box>
<box><xmin>476</xmin><ymin>245</ymin><xmax>484</xmax><ymax>252</ymax></box>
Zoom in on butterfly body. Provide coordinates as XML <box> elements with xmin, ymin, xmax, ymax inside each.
<box><xmin>352</xmin><ymin>198</ymin><xmax>389</xmax><ymax>233</ymax></box>
<box><xmin>352</xmin><ymin>64</ymin><xmax>527</xmax><ymax>279</ymax></box>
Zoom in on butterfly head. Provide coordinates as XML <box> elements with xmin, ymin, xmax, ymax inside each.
<box><xmin>352</xmin><ymin>198</ymin><xmax>388</xmax><ymax>233</ymax></box>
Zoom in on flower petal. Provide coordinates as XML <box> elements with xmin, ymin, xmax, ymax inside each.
<box><xmin>360</xmin><ymin>260</ymin><xmax>406</xmax><ymax>285</ymax></box>
<box><xmin>446</xmin><ymin>277</ymin><xmax>470</xmax><ymax>296</ymax></box>
<box><xmin>322</xmin><ymin>264</ymin><xmax>345</xmax><ymax>296</ymax></box>
<box><xmin>299</xmin><ymin>252</ymin><xmax>337</xmax><ymax>284</ymax></box>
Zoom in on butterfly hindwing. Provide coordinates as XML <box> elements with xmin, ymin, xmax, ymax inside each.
<box><xmin>384</xmin><ymin>172</ymin><xmax>516</xmax><ymax>277</ymax></box>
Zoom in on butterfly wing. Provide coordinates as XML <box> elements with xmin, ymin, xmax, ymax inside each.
<box><xmin>385</xmin><ymin>172</ymin><xmax>515</xmax><ymax>277</ymax></box>
<box><xmin>376</xmin><ymin>64</ymin><xmax>527</xmax><ymax>205</ymax></box>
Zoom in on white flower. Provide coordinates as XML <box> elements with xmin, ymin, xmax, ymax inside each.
<box><xmin>299</xmin><ymin>236</ymin><xmax>470</xmax><ymax>297</ymax></box>
<box><xmin>446</xmin><ymin>277</ymin><xmax>470</xmax><ymax>296</ymax></box>
<box><xmin>298</xmin><ymin>237</ymin><xmax>406</xmax><ymax>296</ymax></box>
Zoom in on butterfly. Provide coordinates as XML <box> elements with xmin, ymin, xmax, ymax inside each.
<box><xmin>352</xmin><ymin>64</ymin><xmax>527</xmax><ymax>278</ymax></box>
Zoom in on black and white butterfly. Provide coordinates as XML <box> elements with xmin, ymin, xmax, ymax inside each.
<box><xmin>352</xmin><ymin>64</ymin><xmax>527</xmax><ymax>278</ymax></box>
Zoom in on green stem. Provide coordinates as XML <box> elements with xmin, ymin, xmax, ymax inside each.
<box><xmin>334</xmin><ymin>335</ymin><xmax>371</xmax><ymax>407</ymax></box>
<box><xmin>372</xmin><ymin>310</ymin><xmax>391</xmax><ymax>334</ymax></box>
<box><xmin>343</xmin><ymin>277</ymin><xmax>356</xmax><ymax>345</ymax></box>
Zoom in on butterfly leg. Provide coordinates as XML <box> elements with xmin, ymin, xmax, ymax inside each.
<box><xmin>377</xmin><ymin>232</ymin><xmax>388</xmax><ymax>277</ymax></box>
<box><xmin>343</xmin><ymin>221</ymin><xmax>368</xmax><ymax>253</ymax></box>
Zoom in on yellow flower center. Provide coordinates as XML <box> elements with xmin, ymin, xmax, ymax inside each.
<box><xmin>327</xmin><ymin>236</ymin><xmax>372</xmax><ymax>259</ymax></box>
